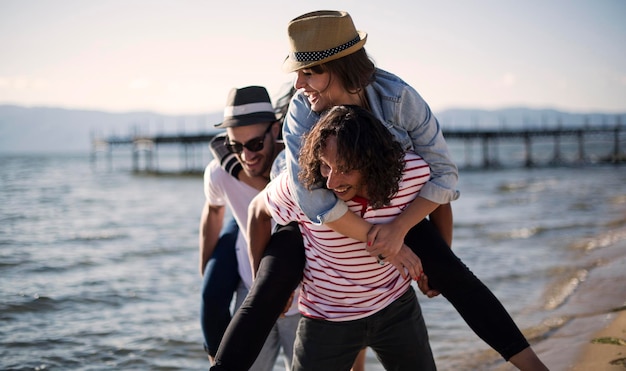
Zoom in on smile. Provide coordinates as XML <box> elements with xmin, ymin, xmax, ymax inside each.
<box><xmin>332</xmin><ymin>186</ymin><xmax>350</xmax><ymax>195</ymax></box>
<box><xmin>304</xmin><ymin>91</ymin><xmax>318</xmax><ymax>104</ymax></box>
<box><xmin>242</xmin><ymin>156</ymin><xmax>261</xmax><ymax>167</ymax></box>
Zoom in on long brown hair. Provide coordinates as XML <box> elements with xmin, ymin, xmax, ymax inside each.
<box><xmin>298</xmin><ymin>105</ymin><xmax>404</xmax><ymax>209</ymax></box>
<box><xmin>310</xmin><ymin>48</ymin><xmax>375</xmax><ymax>95</ymax></box>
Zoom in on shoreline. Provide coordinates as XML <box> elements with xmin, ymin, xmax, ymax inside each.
<box><xmin>531</xmin><ymin>227</ymin><xmax>626</xmax><ymax>371</ymax></box>
<box><xmin>458</xmin><ymin>225</ymin><xmax>626</xmax><ymax>371</ymax></box>
<box><xmin>571</xmin><ymin>310</ymin><xmax>626</xmax><ymax>370</ymax></box>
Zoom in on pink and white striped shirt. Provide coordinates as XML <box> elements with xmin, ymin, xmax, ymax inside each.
<box><xmin>263</xmin><ymin>152</ymin><xmax>431</xmax><ymax>321</ymax></box>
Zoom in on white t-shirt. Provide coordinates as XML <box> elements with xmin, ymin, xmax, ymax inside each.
<box><xmin>263</xmin><ymin>152</ymin><xmax>430</xmax><ymax>321</ymax></box>
<box><xmin>204</xmin><ymin>159</ymin><xmax>260</xmax><ymax>289</ymax></box>
<box><xmin>204</xmin><ymin>159</ymin><xmax>300</xmax><ymax>316</ymax></box>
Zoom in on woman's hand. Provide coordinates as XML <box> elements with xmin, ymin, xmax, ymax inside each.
<box><xmin>366</xmin><ymin>222</ymin><xmax>405</xmax><ymax>261</ymax></box>
<box><xmin>280</xmin><ymin>290</ymin><xmax>296</xmax><ymax>317</ymax></box>
<box><xmin>416</xmin><ymin>274</ymin><xmax>440</xmax><ymax>298</ymax></box>
<box><xmin>384</xmin><ymin>243</ymin><xmax>441</xmax><ymax>298</ymax></box>
<box><xmin>385</xmin><ymin>244</ymin><xmax>422</xmax><ymax>280</ymax></box>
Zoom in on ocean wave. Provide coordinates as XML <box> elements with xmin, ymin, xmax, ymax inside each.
<box><xmin>488</xmin><ymin>226</ymin><xmax>544</xmax><ymax>240</ymax></box>
<box><xmin>0</xmin><ymin>213</ymin><xmax>28</xmax><ymax>223</ymax></box>
<box><xmin>609</xmin><ymin>194</ymin><xmax>626</xmax><ymax>205</ymax></box>
<box><xmin>0</xmin><ymin>294</ymin><xmax>58</xmax><ymax>316</ymax></box>
<box><xmin>567</xmin><ymin>226</ymin><xmax>626</xmax><ymax>252</ymax></box>
<box><xmin>497</xmin><ymin>178</ymin><xmax>558</xmax><ymax>193</ymax></box>
<box><xmin>543</xmin><ymin>268</ymin><xmax>589</xmax><ymax>310</ymax></box>
<box><xmin>522</xmin><ymin>315</ymin><xmax>573</xmax><ymax>342</ymax></box>
<box><xmin>487</xmin><ymin>220</ymin><xmax>605</xmax><ymax>241</ymax></box>
<box><xmin>63</xmin><ymin>231</ymin><xmax>129</xmax><ymax>242</ymax></box>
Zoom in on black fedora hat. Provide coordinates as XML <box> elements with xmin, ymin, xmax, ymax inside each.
<box><xmin>214</xmin><ymin>86</ymin><xmax>277</xmax><ymax>128</ymax></box>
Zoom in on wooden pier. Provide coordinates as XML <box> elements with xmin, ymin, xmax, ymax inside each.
<box><xmin>91</xmin><ymin>123</ymin><xmax>624</xmax><ymax>174</ymax></box>
<box><xmin>91</xmin><ymin>133</ymin><xmax>220</xmax><ymax>174</ymax></box>
<box><xmin>444</xmin><ymin>124</ymin><xmax>624</xmax><ymax>169</ymax></box>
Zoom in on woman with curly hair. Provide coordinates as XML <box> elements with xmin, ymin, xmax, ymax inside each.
<box><xmin>248</xmin><ymin>105</ymin><xmax>436</xmax><ymax>370</ymax></box>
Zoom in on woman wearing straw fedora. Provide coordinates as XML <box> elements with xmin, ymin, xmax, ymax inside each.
<box><xmin>212</xmin><ymin>10</ymin><xmax>547</xmax><ymax>371</ymax></box>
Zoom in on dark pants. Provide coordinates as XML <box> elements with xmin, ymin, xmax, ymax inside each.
<box><xmin>293</xmin><ymin>288</ymin><xmax>436</xmax><ymax>371</ymax></box>
<box><xmin>212</xmin><ymin>222</ymin><xmax>304</xmax><ymax>371</ymax></box>
<box><xmin>201</xmin><ymin>218</ymin><xmax>240</xmax><ymax>357</ymax></box>
<box><xmin>212</xmin><ymin>219</ymin><xmax>529</xmax><ymax>370</ymax></box>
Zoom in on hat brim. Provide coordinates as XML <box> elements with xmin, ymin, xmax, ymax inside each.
<box><xmin>214</xmin><ymin>112</ymin><xmax>277</xmax><ymax>128</ymax></box>
<box><xmin>282</xmin><ymin>31</ymin><xmax>367</xmax><ymax>73</ymax></box>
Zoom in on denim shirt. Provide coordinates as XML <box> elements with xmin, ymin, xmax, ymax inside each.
<box><xmin>282</xmin><ymin>68</ymin><xmax>460</xmax><ymax>224</ymax></box>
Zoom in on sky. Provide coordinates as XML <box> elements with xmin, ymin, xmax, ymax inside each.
<box><xmin>1</xmin><ymin>0</ymin><xmax>625</xmax><ymax>115</ymax></box>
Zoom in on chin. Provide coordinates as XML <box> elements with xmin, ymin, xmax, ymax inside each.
<box><xmin>336</xmin><ymin>193</ymin><xmax>355</xmax><ymax>202</ymax></box>
<box><xmin>311</xmin><ymin>102</ymin><xmax>329</xmax><ymax>113</ymax></box>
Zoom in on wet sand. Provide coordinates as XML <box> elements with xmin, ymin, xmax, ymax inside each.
<box><xmin>531</xmin><ymin>229</ymin><xmax>626</xmax><ymax>371</ymax></box>
<box><xmin>569</xmin><ymin>310</ymin><xmax>626</xmax><ymax>370</ymax></box>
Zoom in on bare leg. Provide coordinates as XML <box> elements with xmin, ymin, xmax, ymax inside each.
<box><xmin>508</xmin><ymin>347</ymin><xmax>549</xmax><ymax>371</ymax></box>
<box><xmin>350</xmin><ymin>348</ymin><xmax>367</xmax><ymax>371</ymax></box>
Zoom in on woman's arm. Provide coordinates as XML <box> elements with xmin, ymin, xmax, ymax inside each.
<box><xmin>399</xmin><ymin>85</ymin><xmax>460</xmax><ymax>205</ymax></box>
<box><xmin>365</xmin><ymin>196</ymin><xmax>439</xmax><ymax>259</ymax></box>
<box><xmin>361</xmin><ymin>82</ymin><xmax>458</xmax><ymax>266</ymax></box>
<box><xmin>283</xmin><ymin>94</ymin><xmax>349</xmax><ymax>224</ymax></box>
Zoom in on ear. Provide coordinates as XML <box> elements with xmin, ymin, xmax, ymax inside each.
<box><xmin>271</xmin><ymin>121</ymin><xmax>281</xmax><ymax>137</ymax></box>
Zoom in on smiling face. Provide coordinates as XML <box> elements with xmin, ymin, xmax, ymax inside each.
<box><xmin>318</xmin><ymin>135</ymin><xmax>367</xmax><ymax>202</ymax></box>
<box><xmin>226</xmin><ymin>122</ymin><xmax>277</xmax><ymax>178</ymax></box>
<box><xmin>293</xmin><ymin>68</ymin><xmax>362</xmax><ymax>113</ymax></box>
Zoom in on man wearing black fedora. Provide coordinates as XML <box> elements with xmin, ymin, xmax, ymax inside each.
<box><xmin>199</xmin><ymin>86</ymin><xmax>301</xmax><ymax>370</ymax></box>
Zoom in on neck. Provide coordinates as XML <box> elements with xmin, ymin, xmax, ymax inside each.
<box><xmin>344</xmin><ymin>90</ymin><xmax>366</xmax><ymax>107</ymax></box>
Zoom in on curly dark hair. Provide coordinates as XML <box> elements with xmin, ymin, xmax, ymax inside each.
<box><xmin>298</xmin><ymin>105</ymin><xmax>405</xmax><ymax>209</ymax></box>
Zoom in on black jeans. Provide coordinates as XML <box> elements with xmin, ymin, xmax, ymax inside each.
<box><xmin>293</xmin><ymin>288</ymin><xmax>436</xmax><ymax>371</ymax></box>
<box><xmin>212</xmin><ymin>219</ymin><xmax>529</xmax><ymax>370</ymax></box>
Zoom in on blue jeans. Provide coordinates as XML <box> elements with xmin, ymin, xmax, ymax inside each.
<box><xmin>293</xmin><ymin>288</ymin><xmax>436</xmax><ymax>371</ymax></box>
<box><xmin>201</xmin><ymin>218</ymin><xmax>240</xmax><ymax>357</ymax></box>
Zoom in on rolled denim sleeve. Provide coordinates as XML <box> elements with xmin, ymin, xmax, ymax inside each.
<box><xmin>282</xmin><ymin>94</ymin><xmax>348</xmax><ymax>224</ymax></box>
<box><xmin>366</xmin><ymin>69</ymin><xmax>460</xmax><ymax>205</ymax></box>
<box><xmin>398</xmin><ymin>86</ymin><xmax>460</xmax><ymax>204</ymax></box>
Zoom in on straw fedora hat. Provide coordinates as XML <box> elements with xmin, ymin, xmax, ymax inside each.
<box><xmin>214</xmin><ymin>86</ymin><xmax>277</xmax><ymax>128</ymax></box>
<box><xmin>283</xmin><ymin>10</ymin><xmax>367</xmax><ymax>72</ymax></box>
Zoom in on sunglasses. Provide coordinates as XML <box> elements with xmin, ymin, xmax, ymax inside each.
<box><xmin>224</xmin><ymin>123</ymin><xmax>274</xmax><ymax>154</ymax></box>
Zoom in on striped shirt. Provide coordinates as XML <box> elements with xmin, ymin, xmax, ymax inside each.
<box><xmin>263</xmin><ymin>152</ymin><xmax>430</xmax><ymax>321</ymax></box>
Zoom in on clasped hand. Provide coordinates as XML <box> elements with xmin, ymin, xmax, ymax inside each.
<box><xmin>367</xmin><ymin>223</ymin><xmax>440</xmax><ymax>298</ymax></box>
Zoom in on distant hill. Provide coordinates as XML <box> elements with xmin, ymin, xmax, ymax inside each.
<box><xmin>436</xmin><ymin>107</ymin><xmax>625</xmax><ymax>130</ymax></box>
<box><xmin>0</xmin><ymin>105</ymin><xmax>223</xmax><ymax>154</ymax></box>
<box><xmin>0</xmin><ymin>104</ymin><xmax>624</xmax><ymax>154</ymax></box>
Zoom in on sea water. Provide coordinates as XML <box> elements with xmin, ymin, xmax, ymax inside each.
<box><xmin>1</xmin><ymin>149</ymin><xmax>625</xmax><ymax>370</ymax></box>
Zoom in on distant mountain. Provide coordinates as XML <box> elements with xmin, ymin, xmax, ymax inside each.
<box><xmin>0</xmin><ymin>104</ymin><xmax>624</xmax><ymax>153</ymax></box>
<box><xmin>0</xmin><ymin>105</ymin><xmax>223</xmax><ymax>154</ymax></box>
<box><xmin>436</xmin><ymin>107</ymin><xmax>625</xmax><ymax>130</ymax></box>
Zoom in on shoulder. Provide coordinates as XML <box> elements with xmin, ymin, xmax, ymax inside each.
<box><xmin>402</xmin><ymin>152</ymin><xmax>431</xmax><ymax>177</ymax></box>
<box><xmin>374</xmin><ymin>68</ymin><xmax>408</xmax><ymax>86</ymax></box>
<box><xmin>404</xmin><ymin>151</ymin><xmax>424</xmax><ymax>163</ymax></box>
<box><xmin>266</xmin><ymin>171</ymin><xmax>291</xmax><ymax>196</ymax></box>
<box><xmin>371</xmin><ymin>68</ymin><xmax>424</xmax><ymax>101</ymax></box>
<box><xmin>209</xmin><ymin>133</ymin><xmax>242</xmax><ymax>178</ymax></box>
<box><xmin>204</xmin><ymin>159</ymin><xmax>235</xmax><ymax>185</ymax></box>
